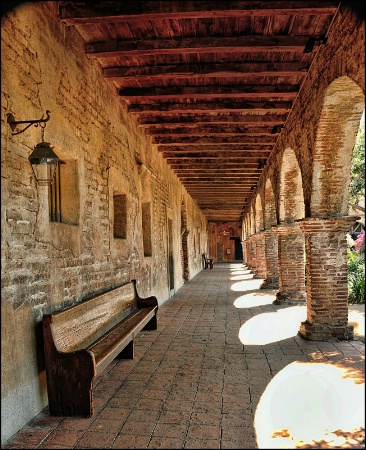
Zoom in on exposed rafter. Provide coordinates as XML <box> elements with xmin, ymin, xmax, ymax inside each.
<box><xmin>58</xmin><ymin>0</ymin><xmax>339</xmax><ymax>221</ymax></box>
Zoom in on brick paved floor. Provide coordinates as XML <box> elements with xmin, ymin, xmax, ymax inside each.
<box><xmin>3</xmin><ymin>263</ymin><xmax>365</xmax><ymax>449</ymax></box>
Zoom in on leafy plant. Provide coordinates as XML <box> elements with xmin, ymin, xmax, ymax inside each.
<box><xmin>348</xmin><ymin>272</ymin><xmax>365</xmax><ymax>304</ymax></box>
<box><xmin>347</xmin><ymin>114</ymin><xmax>365</xmax><ymax>304</ymax></box>
<box><xmin>349</xmin><ymin>119</ymin><xmax>365</xmax><ymax>206</ymax></box>
<box><xmin>347</xmin><ymin>234</ymin><xmax>365</xmax><ymax>304</ymax></box>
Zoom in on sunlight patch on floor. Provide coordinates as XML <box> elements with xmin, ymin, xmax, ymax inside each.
<box><xmin>230</xmin><ymin>269</ymin><xmax>252</xmax><ymax>276</ymax></box>
<box><xmin>231</xmin><ymin>279</ymin><xmax>264</xmax><ymax>292</ymax></box>
<box><xmin>230</xmin><ymin>263</ymin><xmax>246</xmax><ymax>269</ymax></box>
<box><xmin>254</xmin><ymin>361</ymin><xmax>365</xmax><ymax>448</ymax></box>
<box><xmin>348</xmin><ymin>309</ymin><xmax>365</xmax><ymax>338</ymax></box>
<box><xmin>234</xmin><ymin>291</ymin><xmax>277</xmax><ymax>308</ymax></box>
<box><xmin>238</xmin><ymin>306</ymin><xmax>307</xmax><ymax>345</ymax></box>
<box><xmin>230</xmin><ymin>273</ymin><xmax>256</xmax><ymax>281</ymax></box>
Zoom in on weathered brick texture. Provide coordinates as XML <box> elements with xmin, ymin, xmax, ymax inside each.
<box><xmin>273</xmin><ymin>223</ymin><xmax>306</xmax><ymax>304</ymax></box>
<box><xmin>252</xmin><ymin>233</ymin><xmax>266</xmax><ymax>279</ymax></box>
<box><xmin>297</xmin><ymin>216</ymin><xmax>358</xmax><ymax>340</ymax></box>
<box><xmin>262</xmin><ymin>230</ymin><xmax>279</xmax><ymax>289</ymax></box>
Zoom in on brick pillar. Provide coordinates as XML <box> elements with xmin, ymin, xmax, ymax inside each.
<box><xmin>243</xmin><ymin>240</ymin><xmax>249</xmax><ymax>265</ymax></box>
<box><xmin>245</xmin><ymin>236</ymin><xmax>255</xmax><ymax>270</ymax></box>
<box><xmin>252</xmin><ymin>233</ymin><xmax>266</xmax><ymax>279</ymax></box>
<box><xmin>249</xmin><ymin>237</ymin><xmax>257</xmax><ymax>272</ymax></box>
<box><xmin>261</xmin><ymin>229</ymin><xmax>279</xmax><ymax>289</ymax></box>
<box><xmin>272</xmin><ymin>222</ymin><xmax>306</xmax><ymax>304</ymax></box>
<box><xmin>297</xmin><ymin>216</ymin><xmax>357</xmax><ymax>341</ymax></box>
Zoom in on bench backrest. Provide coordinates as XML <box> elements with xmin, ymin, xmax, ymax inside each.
<box><xmin>47</xmin><ymin>281</ymin><xmax>138</xmax><ymax>353</ymax></box>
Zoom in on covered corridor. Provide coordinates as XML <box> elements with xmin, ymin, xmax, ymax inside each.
<box><xmin>3</xmin><ymin>263</ymin><xmax>364</xmax><ymax>449</ymax></box>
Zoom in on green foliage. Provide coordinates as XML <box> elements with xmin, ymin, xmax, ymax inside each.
<box><xmin>347</xmin><ymin>115</ymin><xmax>365</xmax><ymax>304</ymax></box>
<box><xmin>349</xmin><ymin>118</ymin><xmax>365</xmax><ymax>205</ymax></box>
<box><xmin>347</xmin><ymin>236</ymin><xmax>365</xmax><ymax>304</ymax></box>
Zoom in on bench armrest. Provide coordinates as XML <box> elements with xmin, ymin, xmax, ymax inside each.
<box><xmin>137</xmin><ymin>295</ymin><xmax>158</xmax><ymax>308</ymax></box>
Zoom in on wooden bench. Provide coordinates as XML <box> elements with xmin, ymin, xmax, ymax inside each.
<box><xmin>42</xmin><ymin>279</ymin><xmax>158</xmax><ymax>417</ymax></box>
<box><xmin>202</xmin><ymin>253</ymin><xmax>214</xmax><ymax>269</ymax></box>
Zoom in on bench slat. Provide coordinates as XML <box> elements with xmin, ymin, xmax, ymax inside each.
<box><xmin>90</xmin><ymin>306</ymin><xmax>156</xmax><ymax>372</ymax></box>
<box><xmin>50</xmin><ymin>283</ymin><xmax>137</xmax><ymax>353</ymax></box>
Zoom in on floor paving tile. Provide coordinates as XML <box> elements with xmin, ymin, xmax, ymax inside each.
<box><xmin>3</xmin><ymin>263</ymin><xmax>364</xmax><ymax>449</ymax></box>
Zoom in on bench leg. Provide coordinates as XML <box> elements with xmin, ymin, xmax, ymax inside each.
<box><xmin>46</xmin><ymin>352</ymin><xmax>95</xmax><ymax>417</ymax></box>
<box><xmin>117</xmin><ymin>340</ymin><xmax>134</xmax><ymax>359</ymax></box>
<box><xmin>143</xmin><ymin>314</ymin><xmax>157</xmax><ymax>331</ymax></box>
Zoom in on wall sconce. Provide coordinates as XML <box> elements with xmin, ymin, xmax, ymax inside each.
<box><xmin>7</xmin><ymin>110</ymin><xmax>59</xmax><ymax>185</ymax></box>
<box><xmin>271</xmin><ymin>124</ymin><xmax>285</xmax><ymax>134</ymax></box>
<box><xmin>303</xmin><ymin>35</ymin><xmax>327</xmax><ymax>53</ymax></box>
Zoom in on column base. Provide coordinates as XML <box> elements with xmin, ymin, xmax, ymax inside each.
<box><xmin>272</xmin><ymin>291</ymin><xmax>306</xmax><ymax>305</ymax></box>
<box><xmin>261</xmin><ymin>278</ymin><xmax>279</xmax><ymax>289</ymax></box>
<box><xmin>299</xmin><ymin>320</ymin><xmax>354</xmax><ymax>341</ymax></box>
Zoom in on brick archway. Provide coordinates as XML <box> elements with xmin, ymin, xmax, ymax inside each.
<box><xmin>311</xmin><ymin>76</ymin><xmax>365</xmax><ymax>217</ymax></box>
<box><xmin>279</xmin><ymin>147</ymin><xmax>305</xmax><ymax>223</ymax></box>
<box><xmin>255</xmin><ymin>193</ymin><xmax>264</xmax><ymax>233</ymax></box>
<box><xmin>264</xmin><ymin>178</ymin><xmax>277</xmax><ymax>230</ymax></box>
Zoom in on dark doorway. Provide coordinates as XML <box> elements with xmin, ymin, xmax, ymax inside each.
<box><xmin>234</xmin><ymin>237</ymin><xmax>243</xmax><ymax>260</ymax></box>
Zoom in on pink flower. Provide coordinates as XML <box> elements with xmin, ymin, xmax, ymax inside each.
<box><xmin>354</xmin><ymin>232</ymin><xmax>365</xmax><ymax>253</ymax></box>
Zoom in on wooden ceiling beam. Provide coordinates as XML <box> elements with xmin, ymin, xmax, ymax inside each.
<box><xmin>159</xmin><ymin>145</ymin><xmax>272</xmax><ymax>152</ymax></box>
<box><xmin>118</xmin><ymin>84</ymin><xmax>299</xmax><ymax>100</ymax></box>
<box><xmin>178</xmin><ymin>183</ymin><xmax>259</xmax><ymax>188</ymax></box>
<box><xmin>60</xmin><ymin>2</ymin><xmax>338</xmax><ymax>24</ymax></box>
<box><xmin>103</xmin><ymin>62</ymin><xmax>308</xmax><ymax>81</ymax></box>
<box><xmin>173</xmin><ymin>170</ymin><xmax>262</xmax><ymax>174</ymax></box>
<box><xmin>187</xmin><ymin>188</ymin><xmax>254</xmax><ymax>192</ymax></box>
<box><xmin>184</xmin><ymin>182</ymin><xmax>258</xmax><ymax>186</ymax></box>
<box><xmin>139</xmin><ymin>114</ymin><xmax>287</xmax><ymax>126</ymax></box>
<box><xmin>85</xmin><ymin>36</ymin><xmax>318</xmax><ymax>58</ymax></box>
<box><xmin>197</xmin><ymin>202</ymin><xmax>247</xmax><ymax>205</ymax></box>
<box><xmin>163</xmin><ymin>152</ymin><xmax>269</xmax><ymax>158</ymax></box>
<box><xmin>154</xmin><ymin>136</ymin><xmax>277</xmax><ymax>145</ymax></box>
<box><xmin>128</xmin><ymin>100</ymin><xmax>292</xmax><ymax>113</ymax></box>
<box><xmin>167</xmin><ymin>156</ymin><xmax>261</xmax><ymax>162</ymax></box>
<box><xmin>176</xmin><ymin>174</ymin><xmax>260</xmax><ymax>178</ymax></box>
<box><xmin>148</xmin><ymin>125</ymin><xmax>276</xmax><ymax>135</ymax></box>
<box><xmin>168</xmin><ymin>159</ymin><xmax>263</xmax><ymax>164</ymax></box>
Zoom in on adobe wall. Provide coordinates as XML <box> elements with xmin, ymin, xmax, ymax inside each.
<box><xmin>1</xmin><ymin>2</ymin><xmax>207</xmax><ymax>443</ymax></box>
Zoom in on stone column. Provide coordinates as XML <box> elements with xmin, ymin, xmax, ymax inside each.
<box><xmin>245</xmin><ymin>236</ymin><xmax>255</xmax><ymax>271</ymax></box>
<box><xmin>261</xmin><ymin>229</ymin><xmax>279</xmax><ymax>289</ymax></box>
<box><xmin>252</xmin><ymin>233</ymin><xmax>266</xmax><ymax>279</ymax></box>
<box><xmin>249</xmin><ymin>237</ymin><xmax>257</xmax><ymax>273</ymax></box>
<box><xmin>272</xmin><ymin>222</ymin><xmax>306</xmax><ymax>304</ymax></box>
<box><xmin>297</xmin><ymin>216</ymin><xmax>358</xmax><ymax>341</ymax></box>
<box><xmin>243</xmin><ymin>240</ymin><xmax>249</xmax><ymax>266</ymax></box>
